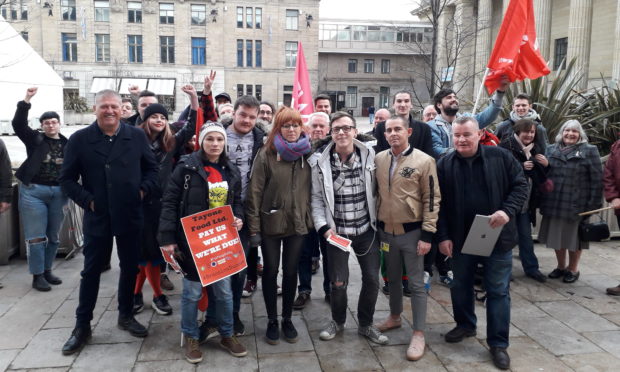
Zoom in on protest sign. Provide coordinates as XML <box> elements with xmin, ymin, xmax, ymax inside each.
<box><xmin>180</xmin><ymin>205</ymin><xmax>246</xmax><ymax>286</ymax></box>
<box><xmin>159</xmin><ymin>247</ymin><xmax>185</xmax><ymax>275</ymax></box>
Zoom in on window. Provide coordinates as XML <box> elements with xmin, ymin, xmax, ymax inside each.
<box><xmin>62</xmin><ymin>33</ymin><xmax>78</xmax><ymax>62</ymax></box>
<box><xmin>285</xmin><ymin>41</ymin><xmax>298</xmax><ymax>68</ymax></box>
<box><xmin>160</xmin><ymin>36</ymin><xmax>175</xmax><ymax>63</ymax></box>
<box><xmin>191</xmin><ymin>4</ymin><xmax>206</xmax><ymax>25</ymax></box>
<box><xmin>94</xmin><ymin>1</ymin><xmax>109</xmax><ymax>22</ymax></box>
<box><xmin>127</xmin><ymin>2</ymin><xmax>141</xmax><ymax>23</ymax></box>
<box><xmin>237</xmin><ymin>7</ymin><xmax>243</xmax><ymax>28</ymax></box>
<box><xmin>95</xmin><ymin>34</ymin><xmax>110</xmax><ymax>62</ymax></box>
<box><xmin>128</xmin><ymin>35</ymin><xmax>143</xmax><ymax>63</ymax></box>
<box><xmin>255</xmin><ymin>8</ymin><xmax>262</xmax><ymax>29</ymax></box>
<box><xmin>286</xmin><ymin>9</ymin><xmax>298</xmax><ymax>30</ymax></box>
<box><xmin>237</xmin><ymin>39</ymin><xmax>243</xmax><ymax>67</ymax></box>
<box><xmin>283</xmin><ymin>85</ymin><xmax>293</xmax><ymax>107</ymax></box>
<box><xmin>21</xmin><ymin>31</ymin><xmax>28</xmax><ymax>41</ymax></box>
<box><xmin>255</xmin><ymin>40</ymin><xmax>262</xmax><ymax>68</ymax></box>
<box><xmin>554</xmin><ymin>37</ymin><xmax>568</xmax><ymax>70</ymax></box>
<box><xmin>192</xmin><ymin>37</ymin><xmax>206</xmax><ymax>65</ymax></box>
<box><xmin>348</xmin><ymin>59</ymin><xmax>357</xmax><ymax>73</ymax></box>
<box><xmin>246</xmin><ymin>85</ymin><xmax>253</xmax><ymax>96</ymax></box>
<box><xmin>381</xmin><ymin>59</ymin><xmax>390</xmax><ymax>74</ymax></box>
<box><xmin>61</xmin><ymin>0</ymin><xmax>76</xmax><ymax>21</ymax></box>
<box><xmin>237</xmin><ymin>84</ymin><xmax>244</xmax><ymax>98</ymax></box>
<box><xmin>256</xmin><ymin>85</ymin><xmax>262</xmax><ymax>101</ymax></box>
<box><xmin>364</xmin><ymin>59</ymin><xmax>375</xmax><ymax>73</ymax></box>
<box><xmin>246</xmin><ymin>40</ymin><xmax>253</xmax><ymax>67</ymax></box>
<box><xmin>353</xmin><ymin>25</ymin><xmax>366</xmax><ymax>41</ymax></box>
<box><xmin>379</xmin><ymin>87</ymin><xmax>390</xmax><ymax>108</ymax></box>
<box><xmin>159</xmin><ymin>3</ymin><xmax>174</xmax><ymax>24</ymax></box>
<box><xmin>346</xmin><ymin>86</ymin><xmax>357</xmax><ymax>107</ymax></box>
<box><xmin>5</xmin><ymin>0</ymin><xmax>28</xmax><ymax>20</ymax></box>
<box><xmin>246</xmin><ymin>7</ymin><xmax>253</xmax><ymax>28</ymax></box>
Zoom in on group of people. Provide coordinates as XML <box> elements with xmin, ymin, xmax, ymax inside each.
<box><xmin>0</xmin><ymin>73</ymin><xmax>619</xmax><ymax>371</ymax></box>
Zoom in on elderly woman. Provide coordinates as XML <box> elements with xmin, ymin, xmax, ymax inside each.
<box><xmin>246</xmin><ymin>106</ymin><xmax>313</xmax><ymax>345</ymax></box>
<box><xmin>539</xmin><ymin>120</ymin><xmax>603</xmax><ymax>283</ymax></box>
<box><xmin>603</xmin><ymin>139</ymin><xmax>620</xmax><ymax>295</ymax></box>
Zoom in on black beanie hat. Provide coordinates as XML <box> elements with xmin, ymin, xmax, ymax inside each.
<box><xmin>143</xmin><ymin>103</ymin><xmax>169</xmax><ymax>121</ymax></box>
<box><xmin>39</xmin><ymin>111</ymin><xmax>60</xmax><ymax>123</ymax></box>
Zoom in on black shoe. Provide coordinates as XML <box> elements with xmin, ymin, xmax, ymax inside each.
<box><xmin>133</xmin><ymin>292</ymin><xmax>144</xmax><ymax>314</ymax></box>
<box><xmin>293</xmin><ymin>292</ymin><xmax>311</xmax><ymax>310</ymax></box>
<box><xmin>62</xmin><ymin>326</ymin><xmax>91</xmax><ymax>355</ymax></box>
<box><xmin>33</xmin><ymin>274</ymin><xmax>51</xmax><ymax>292</ymax></box>
<box><xmin>490</xmin><ymin>347</ymin><xmax>510</xmax><ymax>370</ymax></box>
<box><xmin>265</xmin><ymin>319</ymin><xmax>279</xmax><ymax>345</ymax></box>
<box><xmin>402</xmin><ymin>280</ymin><xmax>412</xmax><ymax>298</ymax></box>
<box><xmin>526</xmin><ymin>270</ymin><xmax>547</xmax><ymax>283</ymax></box>
<box><xmin>152</xmin><ymin>294</ymin><xmax>173</xmax><ymax>315</ymax></box>
<box><xmin>281</xmin><ymin>318</ymin><xmax>298</xmax><ymax>343</ymax></box>
<box><xmin>160</xmin><ymin>273</ymin><xmax>175</xmax><ymax>291</ymax></box>
<box><xmin>117</xmin><ymin>315</ymin><xmax>148</xmax><ymax>337</ymax></box>
<box><xmin>381</xmin><ymin>282</ymin><xmax>389</xmax><ymax>295</ymax></box>
<box><xmin>233</xmin><ymin>312</ymin><xmax>245</xmax><ymax>336</ymax></box>
<box><xmin>44</xmin><ymin>270</ymin><xmax>62</xmax><ymax>285</ymax></box>
<box><xmin>563</xmin><ymin>271</ymin><xmax>580</xmax><ymax>283</ymax></box>
<box><xmin>198</xmin><ymin>320</ymin><xmax>219</xmax><ymax>343</ymax></box>
<box><xmin>311</xmin><ymin>260</ymin><xmax>320</xmax><ymax>275</ymax></box>
<box><xmin>548</xmin><ymin>268</ymin><xmax>567</xmax><ymax>279</ymax></box>
<box><xmin>101</xmin><ymin>263</ymin><xmax>112</xmax><ymax>272</ymax></box>
<box><xmin>445</xmin><ymin>326</ymin><xmax>476</xmax><ymax>343</ymax></box>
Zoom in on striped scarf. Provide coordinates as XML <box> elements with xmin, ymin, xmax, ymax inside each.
<box><xmin>274</xmin><ymin>132</ymin><xmax>311</xmax><ymax>162</ymax></box>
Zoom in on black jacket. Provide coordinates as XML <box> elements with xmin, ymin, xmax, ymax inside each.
<box><xmin>374</xmin><ymin>114</ymin><xmax>434</xmax><ymax>156</ymax></box>
<box><xmin>59</xmin><ymin>122</ymin><xmax>159</xmax><ymax>236</ymax></box>
<box><xmin>0</xmin><ymin>139</ymin><xmax>12</xmax><ymax>203</ymax></box>
<box><xmin>436</xmin><ymin>146</ymin><xmax>528</xmax><ymax>253</ymax></box>
<box><xmin>12</xmin><ymin>101</ymin><xmax>68</xmax><ymax>185</ymax></box>
<box><xmin>158</xmin><ymin>151</ymin><xmax>243</xmax><ymax>281</ymax></box>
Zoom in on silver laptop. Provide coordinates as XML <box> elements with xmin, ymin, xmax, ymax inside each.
<box><xmin>461</xmin><ymin>215</ymin><xmax>503</xmax><ymax>257</ymax></box>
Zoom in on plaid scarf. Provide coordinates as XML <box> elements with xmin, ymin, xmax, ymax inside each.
<box><xmin>274</xmin><ymin>132</ymin><xmax>311</xmax><ymax>161</ymax></box>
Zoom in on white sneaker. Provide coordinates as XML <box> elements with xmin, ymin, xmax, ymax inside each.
<box><xmin>319</xmin><ymin>320</ymin><xmax>344</xmax><ymax>341</ymax></box>
<box><xmin>424</xmin><ymin>271</ymin><xmax>431</xmax><ymax>293</ymax></box>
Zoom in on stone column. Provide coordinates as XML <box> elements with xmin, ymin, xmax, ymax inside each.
<box><xmin>567</xmin><ymin>0</ymin><xmax>593</xmax><ymax>90</ymax></box>
<box><xmin>612</xmin><ymin>0</ymin><xmax>620</xmax><ymax>82</ymax></box>
<box><xmin>453</xmin><ymin>0</ymin><xmax>475</xmax><ymax>102</ymax></box>
<box><xmin>436</xmin><ymin>4</ymin><xmax>455</xmax><ymax>89</ymax></box>
<box><xmin>474</xmin><ymin>0</ymin><xmax>493</xmax><ymax>92</ymax></box>
<box><xmin>533</xmin><ymin>0</ymin><xmax>553</xmax><ymax>61</ymax></box>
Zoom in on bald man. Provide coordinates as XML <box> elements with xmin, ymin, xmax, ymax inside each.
<box><xmin>374</xmin><ymin>109</ymin><xmax>391</xmax><ymax>127</ymax></box>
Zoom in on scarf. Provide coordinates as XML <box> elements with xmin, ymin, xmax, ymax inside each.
<box><xmin>274</xmin><ymin>132</ymin><xmax>311</xmax><ymax>162</ymax></box>
<box><xmin>560</xmin><ymin>143</ymin><xmax>579</xmax><ymax>155</ymax></box>
<box><xmin>510</xmin><ymin>109</ymin><xmax>540</xmax><ymax>122</ymax></box>
<box><xmin>513</xmin><ymin>134</ymin><xmax>534</xmax><ymax>160</ymax></box>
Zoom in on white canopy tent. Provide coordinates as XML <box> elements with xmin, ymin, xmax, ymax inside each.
<box><xmin>0</xmin><ymin>16</ymin><xmax>64</xmax><ymax>130</ymax></box>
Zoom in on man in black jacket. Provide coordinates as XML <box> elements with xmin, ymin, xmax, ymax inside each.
<box><xmin>59</xmin><ymin>89</ymin><xmax>159</xmax><ymax>355</ymax></box>
<box><xmin>374</xmin><ymin>91</ymin><xmax>433</xmax><ymax>155</ymax></box>
<box><xmin>436</xmin><ymin>116</ymin><xmax>528</xmax><ymax>371</ymax></box>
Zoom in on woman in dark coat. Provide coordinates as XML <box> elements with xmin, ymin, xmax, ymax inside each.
<box><xmin>603</xmin><ymin>139</ymin><xmax>620</xmax><ymax>295</ymax></box>
<box><xmin>539</xmin><ymin>120</ymin><xmax>603</xmax><ymax>283</ymax></box>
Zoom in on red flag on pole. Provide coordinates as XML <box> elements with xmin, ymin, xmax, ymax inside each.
<box><xmin>484</xmin><ymin>0</ymin><xmax>550</xmax><ymax>94</ymax></box>
<box><xmin>292</xmin><ymin>41</ymin><xmax>314</xmax><ymax>123</ymax></box>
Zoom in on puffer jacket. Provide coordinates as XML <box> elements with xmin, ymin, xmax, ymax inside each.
<box><xmin>603</xmin><ymin>140</ymin><xmax>620</xmax><ymax>216</ymax></box>
<box><xmin>245</xmin><ymin>148</ymin><xmax>313</xmax><ymax>237</ymax></box>
<box><xmin>158</xmin><ymin>151</ymin><xmax>243</xmax><ymax>281</ymax></box>
<box><xmin>540</xmin><ymin>142</ymin><xmax>603</xmax><ymax>220</ymax></box>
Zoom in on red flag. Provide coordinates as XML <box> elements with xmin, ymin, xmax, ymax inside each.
<box><xmin>484</xmin><ymin>0</ymin><xmax>550</xmax><ymax>94</ymax></box>
<box><xmin>292</xmin><ymin>42</ymin><xmax>313</xmax><ymax>123</ymax></box>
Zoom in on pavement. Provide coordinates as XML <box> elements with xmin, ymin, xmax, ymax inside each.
<box><xmin>0</xmin><ymin>240</ymin><xmax>620</xmax><ymax>371</ymax></box>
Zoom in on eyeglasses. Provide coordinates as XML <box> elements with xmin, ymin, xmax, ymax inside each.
<box><xmin>259</xmin><ymin>110</ymin><xmax>273</xmax><ymax>115</ymax></box>
<box><xmin>332</xmin><ymin>125</ymin><xmax>355</xmax><ymax>134</ymax></box>
<box><xmin>282</xmin><ymin>123</ymin><xmax>301</xmax><ymax>129</ymax></box>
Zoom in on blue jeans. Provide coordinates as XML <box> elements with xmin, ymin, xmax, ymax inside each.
<box><xmin>181</xmin><ymin>278</ymin><xmax>203</xmax><ymax>339</ymax></box>
<box><xmin>369</xmin><ymin>113</ymin><xmax>375</xmax><ymax>124</ymax></box>
<box><xmin>298</xmin><ymin>231</ymin><xmax>330</xmax><ymax>295</ymax></box>
<box><xmin>451</xmin><ymin>249</ymin><xmax>512</xmax><ymax>348</ymax></box>
<box><xmin>516</xmin><ymin>212</ymin><xmax>540</xmax><ymax>274</ymax></box>
<box><xmin>231</xmin><ymin>226</ymin><xmax>249</xmax><ymax>314</ymax></box>
<box><xmin>19</xmin><ymin>183</ymin><xmax>68</xmax><ymax>275</ymax></box>
<box><xmin>205</xmin><ymin>276</ymin><xmax>233</xmax><ymax>337</ymax></box>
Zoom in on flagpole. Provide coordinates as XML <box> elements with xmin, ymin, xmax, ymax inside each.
<box><xmin>472</xmin><ymin>68</ymin><xmax>489</xmax><ymax>115</ymax></box>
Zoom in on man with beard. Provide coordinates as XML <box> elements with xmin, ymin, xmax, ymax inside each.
<box><xmin>428</xmin><ymin>80</ymin><xmax>508</xmax><ymax>158</ymax></box>
<box><xmin>494</xmin><ymin>93</ymin><xmax>548</xmax><ymax>152</ymax></box>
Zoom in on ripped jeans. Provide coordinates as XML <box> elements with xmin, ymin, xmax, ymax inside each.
<box><xmin>19</xmin><ymin>183</ymin><xmax>67</xmax><ymax>275</ymax></box>
<box><xmin>326</xmin><ymin>229</ymin><xmax>379</xmax><ymax>327</ymax></box>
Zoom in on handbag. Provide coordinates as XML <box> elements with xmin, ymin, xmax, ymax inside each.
<box><xmin>578</xmin><ymin>214</ymin><xmax>610</xmax><ymax>242</ymax></box>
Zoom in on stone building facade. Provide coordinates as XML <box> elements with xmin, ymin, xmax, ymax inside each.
<box><xmin>2</xmin><ymin>0</ymin><xmax>320</xmax><ymax>115</ymax></box>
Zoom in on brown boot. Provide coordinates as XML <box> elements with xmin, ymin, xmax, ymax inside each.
<box><xmin>606</xmin><ymin>285</ymin><xmax>620</xmax><ymax>296</ymax></box>
<box><xmin>220</xmin><ymin>336</ymin><xmax>247</xmax><ymax>357</ymax></box>
<box><xmin>184</xmin><ymin>335</ymin><xmax>203</xmax><ymax>364</ymax></box>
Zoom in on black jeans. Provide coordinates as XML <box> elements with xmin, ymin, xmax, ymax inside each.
<box><xmin>76</xmin><ymin>231</ymin><xmax>140</xmax><ymax>327</ymax></box>
<box><xmin>231</xmin><ymin>226</ymin><xmax>250</xmax><ymax>314</ymax></box>
<box><xmin>261</xmin><ymin>234</ymin><xmax>304</xmax><ymax>320</ymax></box>
<box><xmin>424</xmin><ymin>240</ymin><xmax>451</xmax><ymax>276</ymax></box>
<box><xmin>327</xmin><ymin>229</ymin><xmax>380</xmax><ymax>327</ymax></box>
<box><xmin>298</xmin><ymin>230</ymin><xmax>330</xmax><ymax>295</ymax></box>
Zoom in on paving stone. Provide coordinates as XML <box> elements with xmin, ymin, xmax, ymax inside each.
<box><xmin>0</xmin><ymin>296</ymin><xmax>18</xmax><ymax>318</ymax></box>
<box><xmin>71</xmin><ymin>341</ymin><xmax>142</xmax><ymax>372</ymax></box>
<box><xmin>555</xmin><ymin>286</ymin><xmax>620</xmax><ymax>315</ymax></box>
<box><xmin>90</xmin><ymin>310</ymin><xmax>152</xmax><ymax>344</ymax></box>
<box><xmin>258</xmin><ymin>351</ymin><xmax>319</xmax><ymax>372</ymax></box>
<box><xmin>370</xmin><ymin>310</ymin><xmax>413</xmax><ymax>346</ymax></box>
<box><xmin>137</xmin><ymin>322</ymin><xmax>184</xmax><ymax>362</ymax></box>
<box><xmin>582</xmin><ymin>330</ymin><xmax>620</xmax><ymax>355</ymax></box>
<box><xmin>301</xmin><ymin>300</ymin><xmax>356</xmax><ymax>332</ymax></box>
<box><xmin>444</xmin><ymin>361</ymin><xmax>505</xmax><ymax>372</ymax></box>
<box><xmin>511</xmin><ymin>292</ymin><xmax>549</xmax><ymax>320</ymax></box>
<box><xmin>251</xmin><ymin>292</ymin><xmax>282</xmax><ymax>319</ymax></box>
<box><xmin>197</xmin><ymin>335</ymin><xmax>258</xmax><ymax>371</ymax></box>
<box><xmin>374</xmin><ymin>344</ymin><xmax>447</xmax><ymax>371</ymax></box>
<box><xmin>511</xmin><ymin>277</ymin><xmax>569</xmax><ymax>302</ymax></box>
<box><xmin>428</xmin><ymin>284</ymin><xmax>453</xmax><ymax>310</ymax></box>
<box><xmin>470</xmin><ymin>304</ymin><xmax>525</xmax><ymax>339</ymax></box>
<box><xmin>134</xmin><ymin>359</ymin><xmax>196</xmax><ymax>372</ymax></box>
<box><xmin>507</xmin><ymin>336</ymin><xmax>573</xmax><ymax>372</ymax></box>
<box><xmin>254</xmin><ymin>316</ymin><xmax>313</xmax><ymax>355</ymax></box>
<box><xmin>425</xmin><ymin>296</ymin><xmax>455</xmax><ymax>324</ymax></box>
<box><xmin>44</xmin><ymin>298</ymin><xmax>110</xmax><ymax>329</ymax></box>
<box><xmin>310</xmin><ymin>328</ymin><xmax>383</xmax><ymax>372</ymax></box>
<box><xmin>148</xmin><ymin>293</ymin><xmax>182</xmax><ymax>325</ymax></box>
<box><xmin>578</xmin><ymin>273</ymin><xmax>620</xmax><ymax>293</ymax></box>
<box><xmin>602</xmin><ymin>313</ymin><xmax>620</xmax><ymax>326</ymax></box>
<box><xmin>10</xmin><ymin>368</ymin><xmax>69</xmax><ymax>372</ymax></box>
<box><xmin>536</xmin><ymin>301</ymin><xmax>618</xmax><ymax>332</ymax></box>
<box><xmin>10</xmin><ymin>328</ymin><xmax>76</xmax><ymax>369</ymax></box>
<box><xmin>0</xmin><ymin>349</ymin><xmax>19</xmax><ymax>371</ymax></box>
<box><xmin>511</xmin><ymin>316</ymin><xmax>601</xmax><ymax>356</ymax></box>
<box><xmin>424</xmin><ymin>323</ymin><xmax>491</xmax><ymax>365</ymax></box>
<box><xmin>560</xmin><ymin>352</ymin><xmax>620</xmax><ymax>372</ymax></box>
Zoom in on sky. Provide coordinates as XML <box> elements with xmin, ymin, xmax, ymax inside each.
<box><xmin>319</xmin><ymin>0</ymin><xmax>421</xmax><ymax>22</ymax></box>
